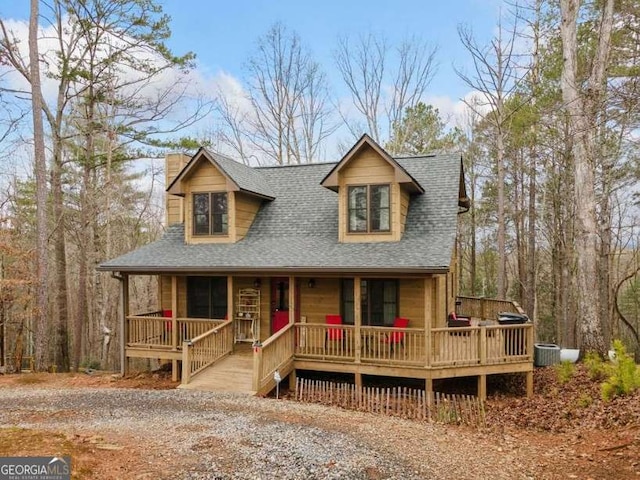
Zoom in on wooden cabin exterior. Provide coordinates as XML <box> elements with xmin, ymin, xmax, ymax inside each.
<box><xmin>99</xmin><ymin>135</ymin><xmax>533</xmax><ymax>399</ymax></box>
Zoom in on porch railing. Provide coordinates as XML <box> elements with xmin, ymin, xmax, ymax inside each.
<box><xmin>253</xmin><ymin>323</ymin><xmax>296</xmax><ymax>394</ymax></box>
<box><xmin>126</xmin><ymin>314</ymin><xmax>226</xmax><ymax>350</ymax></box>
<box><xmin>456</xmin><ymin>296</ymin><xmax>526</xmax><ymax>321</ymax></box>
<box><xmin>295</xmin><ymin>323</ymin><xmax>355</xmax><ymax>361</ymax></box>
<box><xmin>181</xmin><ymin>319</ymin><xmax>233</xmax><ymax>384</ymax></box>
<box><xmin>292</xmin><ymin>322</ymin><xmax>533</xmax><ymax>368</ymax></box>
<box><xmin>360</xmin><ymin>326</ymin><xmax>425</xmax><ymax>366</ymax></box>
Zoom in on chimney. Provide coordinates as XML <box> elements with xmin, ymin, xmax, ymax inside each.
<box><xmin>165</xmin><ymin>152</ymin><xmax>190</xmax><ymax>226</ymax></box>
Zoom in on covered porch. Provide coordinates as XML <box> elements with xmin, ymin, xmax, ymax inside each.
<box><xmin>117</xmin><ymin>273</ymin><xmax>533</xmax><ymax>399</ymax></box>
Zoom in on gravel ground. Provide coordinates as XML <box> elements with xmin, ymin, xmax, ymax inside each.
<box><xmin>0</xmin><ymin>386</ymin><xmax>543</xmax><ymax>479</ymax></box>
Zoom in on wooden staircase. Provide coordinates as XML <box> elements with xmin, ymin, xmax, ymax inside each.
<box><xmin>179</xmin><ymin>344</ymin><xmax>255</xmax><ymax>394</ymax></box>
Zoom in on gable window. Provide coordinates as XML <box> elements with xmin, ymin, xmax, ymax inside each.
<box><xmin>187</xmin><ymin>276</ymin><xmax>228</xmax><ymax>319</ymax></box>
<box><xmin>193</xmin><ymin>192</ymin><xmax>228</xmax><ymax>235</ymax></box>
<box><xmin>348</xmin><ymin>185</ymin><xmax>390</xmax><ymax>233</ymax></box>
<box><xmin>341</xmin><ymin>279</ymin><xmax>398</xmax><ymax>326</ymax></box>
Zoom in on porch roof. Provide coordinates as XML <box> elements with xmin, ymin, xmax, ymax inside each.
<box><xmin>98</xmin><ymin>154</ymin><xmax>463</xmax><ymax>274</ymax></box>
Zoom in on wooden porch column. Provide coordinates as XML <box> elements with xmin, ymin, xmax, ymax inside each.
<box><xmin>478</xmin><ymin>374</ymin><xmax>487</xmax><ymax>400</ymax></box>
<box><xmin>228</xmin><ymin>275</ymin><xmax>234</xmax><ymax>348</ymax></box>
<box><xmin>424</xmin><ymin>277</ymin><xmax>433</xmax><ymax>367</ymax></box>
<box><xmin>526</xmin><ymin>370</ymin><xmax>534</xmax><ymax>398</ymax></box>
<box><xmin>354</xmin><ymin>276</ymin><xmax>361</xmax><ymax>364</ymax></box>
<box><xmin>288</xmin><ymin>276</ymin><xmax>295</xmax><ymax>324</ymax></box>
<box><xmin>120</xmin><ymin>273</ymin><xmax>129</xmax><ymax>376</ymax></box>
<box><xmin>171</xmin><ymin>275</ymin><xmax>178</xmax><ymax>382</ymax></box>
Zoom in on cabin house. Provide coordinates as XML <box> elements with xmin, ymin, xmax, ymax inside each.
<box><xmin>98</xmin><ymin>134</ymin><xmax>533</xmax><ymax>399</ymax></box>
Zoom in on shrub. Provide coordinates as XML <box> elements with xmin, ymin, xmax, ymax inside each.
<box><xmin>601</xmin><ymin>340</ymin><xmax>640</xmax><ymax>401</ymax></box>
<box><xmin>555</xmin><ymin>360</ymin><xmax>575</xmax><ymax>385</ymax></box>
<box><xmin>576</xmin><ymin>392</ymin><xmax>593</xmax><ymax>408</ymax></box>
<box><xmin>584</xmin><ymin>351</ymin><xmax>607</xmax><ymax>381</ymax></box>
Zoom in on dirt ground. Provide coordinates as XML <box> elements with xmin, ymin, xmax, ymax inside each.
<box><xmin>0</xmin><ymin>370</ymin><xmax>638</xmax><ymax>479</ymax></box>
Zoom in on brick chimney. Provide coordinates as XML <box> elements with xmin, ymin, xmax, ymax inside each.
<box><xmin>165</xmin><ymin>152</ymin><xmax>190</xmax><ymax>226</ymax></box>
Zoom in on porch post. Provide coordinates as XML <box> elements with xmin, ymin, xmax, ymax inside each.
<box><xmin>288</xmin><ymin>276</ymin><xmax>295</xmax><ymax>325</ymax></box>
<box><xmin>478</xmin><ymin>374</ymin><xmax>487</xmax><ymax>400</ymax></box>
<box><xmin>227</xmin><ymin>275</ymin><xmax>234</xmax><ymax>321</ymax></box>
<box><xmin>171</xmin><ymin>275</ymin><xmax>178</xmax><ymax>382</ymax></box>
<box><xmin>424</xmin><ymin>277</ymin><xmax>433</xmax><ymax>367</ymax></box>
<box><xmin>354</xmin><ymin>276</ymin><xmax>361</xmax><ymax>364</ymax></box>
<box><xmin>120</xmin><ymin>273</ymin><xmax>129</xmax><ymax>376</ymax></box>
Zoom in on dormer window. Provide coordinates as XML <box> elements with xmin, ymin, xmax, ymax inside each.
<box><xmin>193</xmin><ymin>192</ymin><xmax>228</xmax><ymax>235</ymax></box>
<box><xmin>348</xmin><ymin>184</ymin><xmax>390</xmax><ymax>233</ymax></box>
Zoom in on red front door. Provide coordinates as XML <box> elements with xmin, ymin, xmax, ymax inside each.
<box><xmin>271</xmin><ymin>278</ymin><xmax>299</xmax><ymax>334</ymax></box>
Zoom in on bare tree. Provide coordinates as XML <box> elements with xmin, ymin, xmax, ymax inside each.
<box><xmin>559</xmin><ymin>0</ymin><xmax>614</xmax><ymax>355</ymax></box>
<box><xmin>334</xmin><ymin>32</ymin><xmax>437</xmax><ymax>144</ymax></box>
<box><xmin>28</xmin><ymin>0</ymin><xmax>49</xmax><ymax>371</ymax></box>
<box><xmin>456</xmin><ymin>15</ymin><xmax>526</xmax><ymax>299</ymax></box>
<box><xmin>240</xmin><ymin>23</ymin><xmax>334</xmax><ymax>164</ymax></box>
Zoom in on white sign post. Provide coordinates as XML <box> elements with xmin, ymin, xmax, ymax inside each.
<box><xmin>274</xmin><ymin>370</ymin><xmax>282</xmax><ymax>399</ymax></box>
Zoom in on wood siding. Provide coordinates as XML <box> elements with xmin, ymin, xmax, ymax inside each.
<box><xmin>165</xmin><ymin>153</ymin><xmax>189</xmax><ymax>226</ymax></box>
<box><xmin>159</xmin><ymin>275</ymin><xmax>187</xmax><ymax>316</ymax></box>
<box><xmin>399</xmin><ymin>278</ymin><xmax>426</xmax><ymax>328</ymax></box>
<box><xmin>184</xmin><ymin>160</ymin><xmax>231</xmax><ymax>244</ymax></box>
<box><xmin>337</xmin><ymin>144</ymin><xmax>411</xmax><ymax>243</ymax></box>
<box><xmin>235</xmin><ymin>193</ymin><xmax>262</xmax><ymax>240</ymax></box>
<box><xmin>299</xmin><ymin>277</ymin><xmax>341</xmax><ymax>325</ymax></box>
<box><xmin>400</xmin><ymin>188</ymin><xmax>410</xmax><ymax>234</ymax></box>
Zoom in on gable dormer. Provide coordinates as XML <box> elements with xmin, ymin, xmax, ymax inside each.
<box><xmin>321</xmin><ymin>134</ymin><xmax>424</xmax><ymax>243</ymax></box>
<box><xmin>166</xmin><ymin>148</ymin><xmax>274</xmax><ymax>244</ymax></box>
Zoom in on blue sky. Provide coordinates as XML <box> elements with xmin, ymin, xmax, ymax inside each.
<box><xmin>0</xmin><ymin>0</ymin><xmax>503</xmax><ymax>105</ymax></box>
<box><xmin>0</xmin><ymin>0</ymin><xmax>507</xmax><ymax>167</ymax></box>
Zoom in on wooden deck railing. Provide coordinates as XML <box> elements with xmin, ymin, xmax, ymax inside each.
<box><xmin>253</xmin><ymin>323</ymin><xmax>296</xmax><ymax>394</ymax></box>
<box><xmin>126</xmin><ymin>315</ymin><xmax>225</xmax><ymax>350</ymax></box>
<box><xmin>456</xmin><ymin>296</ymin><xmax>526</xmax><ymax>321</ymax></box>
<box><xmin>181</xmin><ymin>319</ymin><xmax>233</xmax><ymax>384</ymax></box>
<box><xmin>295</xmin><ymin>324</ymin><xmax>356</xmax><ymax>361</ymax></box>
<box><xmin>360</xmin><ymin>326</ymin><xmax>425</xmax><ymax>366</ymax></box>
<box><xmin>292</xmin><ymin>322</ymin><xmax>533</xmax><ymax>369</ymax></box>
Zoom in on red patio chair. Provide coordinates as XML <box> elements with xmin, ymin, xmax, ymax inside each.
<box><xmin>325</xmin><ymin>314</ymin><xmax>344</xmax><ymax>348</ymax></box>
<box><xmin>382</xmin><ymin>317</ymin><xmax>409</xmax><ymax>350</ymax></box>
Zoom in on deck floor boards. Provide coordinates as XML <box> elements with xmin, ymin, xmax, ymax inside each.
<box><xmin>180</xmin><ymin>344</ymin><xmax>255</xmax><ymax>394</ymax></box>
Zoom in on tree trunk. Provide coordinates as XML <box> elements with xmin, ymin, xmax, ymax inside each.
<box><xmin>496</xmin><ymin>127</ymin><xmax>506</xmax><ymax>299</ymax></box>
<box><xmin>559</xmin><ymin>0</ymin><xmax>613</xmax><ymax>355</ymax></box>
<box><xmin>29</xmin><ymin>0</ymin><xmax>49</xmax><ymax>371</ymax></box>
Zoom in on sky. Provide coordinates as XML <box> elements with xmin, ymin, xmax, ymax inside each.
<box><xmin>0</xmin><ymin>0</ymin><xmax>507</xmax><ymax>164</ymax></box>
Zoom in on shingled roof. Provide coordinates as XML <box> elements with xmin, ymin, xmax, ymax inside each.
<box><xmin>99</xmin><ymin>154</ymin><xmax>465</xmax><ymax>274</ymax></box>
<box><xmin>167</xmin><ymin>148</ymin><xmax>275</xmax><ymax>199</ymax></box>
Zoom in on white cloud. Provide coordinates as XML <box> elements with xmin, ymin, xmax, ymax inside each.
<box><xmin>425</xmin><ymin>91</ymin><xmax>491</xmax><ymax>129</ymax></box>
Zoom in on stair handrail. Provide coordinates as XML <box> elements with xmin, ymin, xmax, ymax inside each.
<box><xmin>182</xmin><ymin>318</ymin><xmax>233</xmax><ymax>384</ymax></box>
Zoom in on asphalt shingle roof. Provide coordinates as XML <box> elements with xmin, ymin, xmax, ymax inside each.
<box><xmin>207</xmin><ymin>149</ymin><xmax>275</xmax><ymax>199</ymax></box>
<box><xmin>99</xmin><ymin>154</ymin><xmax>463</xmax><ymax>273</ymax></box>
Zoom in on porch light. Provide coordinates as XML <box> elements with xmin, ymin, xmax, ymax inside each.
<box><xmin>308</xmin><ymin>278</ymin><xmax>316</xmax><ymax>288</ymax></box>
<box><xmin>253</xmin><ymin>278</ymin><xmax>261</xmax><ymax>288</ymax></box>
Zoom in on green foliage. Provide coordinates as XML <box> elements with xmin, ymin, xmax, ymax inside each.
<box><xmin>584</xmin><ymin>352</ymin><xmax>607</xmax><ymax>381</ymax></box>
<box><xmin>576</xmin><ymin>392</ymin><xmax>593</xmax><ymax>408</ymax></box>
<box><xmin>385</xmin><ymin>102</ymin><xmax>462</xmax><ymax>155</ymax></box>
<box><xmin>555</xmin><ymin>361</ymin><xmax>575</xmax><ymax>385</ymax></box>
<box><xmin>601</xmin><ymin>340</ymin><xmax>640</xmax><ymax>401</ymax></box>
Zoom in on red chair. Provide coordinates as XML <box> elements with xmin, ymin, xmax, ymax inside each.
<box><xmin>382</xmin><ymin>317</ymin><xmax>409</xmax><ymax>350</ymax></box>
<box><xmin>325</xmin><ymin>314</ymin><xmax>344</xmax><ymax>348</ymax></box>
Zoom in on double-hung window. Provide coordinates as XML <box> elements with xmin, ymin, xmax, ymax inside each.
<box><xmin>348</xmin><ymin>185</ymin><xmax>390</xmax><ymax>233</ymax></box>
<box><xmin>193</xmin><ymin>192</ymin><xmax>228</xmax><ymax>235</ymax></box>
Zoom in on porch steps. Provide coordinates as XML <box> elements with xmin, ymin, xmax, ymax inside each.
<box><xmin>179</xmin><ymin>344</ymin><xmax>255</xmax><ymax>394</ymax></box>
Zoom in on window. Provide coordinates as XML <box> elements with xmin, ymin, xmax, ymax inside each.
<box><xmin>341</xmin><ymin>279</ymin><xmax>398</xmax><ymax>326</ymax></box>
<box><xmin>193</xmin><ymin>192</ymin><xmax>228</xmax><ymax>235</ymax></box>
<box><xmin>348</xmin><ymin>185</ymin><xmax>390</xmax><ymax>233</ymax></box>
<box><xmin>187</xmin><ymin>277</ymin><xmax>228</xmax><ymax>319</ymax></box>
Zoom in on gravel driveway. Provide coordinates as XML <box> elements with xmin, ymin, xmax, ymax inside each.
<box><xmin>0</xmin><ymin>386</ymin><xmax>540</xmax><ymax>479</ymax></box>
